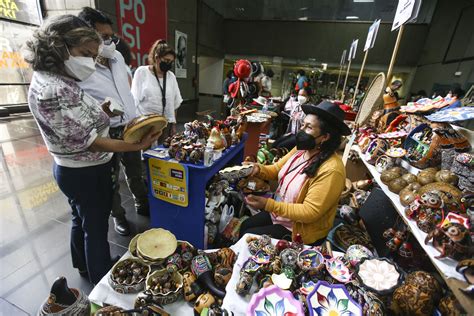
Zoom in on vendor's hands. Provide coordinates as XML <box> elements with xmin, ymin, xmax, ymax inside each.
<box><xmin>245</xmin><ymin>194</ymin><xmax>268</xmax><ymax>210</ymax></box>
<box><xmin>100</xmin><ymin>100</ymin><xmax>120</xmax><ymax>117</ymax></box>
<box><xmin>243</xmin><ymin>162</ymin><xmax>260</xmax><ymax>176</ymax></box>
<box><xmin>138</xmin><ymin>129</ymin><xmax>162</xmax><ymax>150</ymax></box>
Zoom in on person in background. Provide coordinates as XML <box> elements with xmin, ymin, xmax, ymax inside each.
<box><xmin>286</xmin><ymin>88</ymin><xmax>309</xmax><ymax>135</ymax></box>
<box><xmin>295</xmin><ymin>69</ymin><xmax>309</xmax><ymax>92</ymax></box>
<box><xmin>115</xmin><ymin>36</ymin><xmax>133</xmax><ymax>85</ymax></box>
<box><xmin>78</xmin><ymin>7</ymin><xmax>150</xmax><ymax>237</ymax></box>
<box><xmin>132</xmin><ymin>39</ymin><xmax>183</xmax><ymax>141</ymax></box>
<box><xmin>273</xmin><ymin>89</ymin><xmax>310</xmax><ymax>151</ymax></box>
<box><xmin>260</xmin><ymin>69</ymin><xmax>274</xmax><ymax>97</ymax></box>
<box><xmin>239</xmin><ymin>101</ymin><xmax>349</xmax><ymax>245</ymax></box>
<box><xmin>24</xmin><ymin>15</ymin><xmax>160</xmax><ymax>283</ymax></box>
<box><xmin>441</xmin><ymin>87</ymin><xmax>464</xmax><ymax>110</ymax></box>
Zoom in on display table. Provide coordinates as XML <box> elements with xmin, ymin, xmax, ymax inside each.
<box><xmin>88</xmin><ymin>235</ymin><xmax>340</xmax><ymax>315</ymax></box>
<box><xmin>353</xmin><ymin>145</ymin><xmax>473</xmax><ymax>312</ymax></box>
<box><xmin>87</xmin><ymin>237</ymin><xmax>248</xmax><ymax>314</ymax></box>
<box><xmin>143</xmin><ymin>134</ymin><xmax>247</xmax><ymax>249</ymax></box>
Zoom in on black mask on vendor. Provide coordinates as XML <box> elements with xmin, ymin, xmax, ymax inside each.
<box><xmin>296</xmin><ymin>130</ymin><xmax>322</xmax><ymax>150</ymax></box>
<box><xmin>159</xmin><ymin>61</ymin><xmax>173</xmax><ymax>72</ymax></box>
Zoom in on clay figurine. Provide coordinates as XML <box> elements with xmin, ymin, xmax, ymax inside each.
<box><xmin>38</xmin><ymin>277</ymin><xmax>90</xmax><ymax>316</ymax></box>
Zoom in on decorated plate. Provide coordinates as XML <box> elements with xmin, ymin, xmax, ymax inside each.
<box><xmin>252</xmin><ymin>250</ymin><xmax>271</xmax><ymax>264</ymax></box>
<box><xmin>378</xmin><ymin>131</ymin><xmax>408</xmax><ymax>139</ymax></box>
<box><xmin>425</xmin><ymin>107</ymin><xmax>474</xmax><ymax>122</ymax></box>
<box><xmin>386</xmin><ymin>147</ymin><xmax>407</xmax><ymax>158</ymax></box>
<box><xmin>356</xmin><ymin>258</ymin><xmax>403</xmax><ymax>295</ymax></box>
<box><xmin>297</xmin><ymin>249</ymin><xmax>325</xmax><ymax>272</ymax></box>
<box><xmin>307</xmin><ymin>281</ymin><xmax>362</xmax><ymax>316</ymax></box>
<box><xmin>247</xmin><ymin>285</ymin><xmax>304</xmax><ymax>316</ymax></box>
<box><xmin>344</xmin><ymin>245</ymin><xmax>374</xmax><ymax>267</ymax></box>
<box><xmin>325</xmin><ymin>258</ymin><xmax>352</xmax><ymax>283</ymax></box>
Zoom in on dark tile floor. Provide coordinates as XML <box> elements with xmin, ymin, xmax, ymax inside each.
<box><xmin>0</xmin><ymin>114</ymin><xmax>150</xmax><ymax>315</ymax></box>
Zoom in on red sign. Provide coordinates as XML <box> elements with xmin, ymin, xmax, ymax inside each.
<box><xmin>116</xmin><ymin>0</ymin><xmax>168</xmax><ymax>68</ymax></box>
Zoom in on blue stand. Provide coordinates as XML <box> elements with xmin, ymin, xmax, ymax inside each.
<box><xmin>143</xmin><ymin>134</ymin><xmax>247</xmax><ymax>249</ymax></box>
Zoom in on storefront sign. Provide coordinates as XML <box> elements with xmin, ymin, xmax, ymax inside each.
<box><xmin>116</xmin><ymin>0</ymin><xmax>167</xmax><ymax>68</ymax></box>
<box><xmin>392</xmin><ymin>0</ymin><xmax>422</xmax><ymax>31</ymax></box>
<box><xmin>348</xmin><ymin>39</ymin><xmax>358</xmax><ymax>61</ymax></box>
<box><xmin>175</xmin><ymin>30</ymin><xmax>187</xmax><ymax>78</ymax></box>
<box><xmin>149</xmin><ymin>158</ymin><xmax>188</xmax><ymax>207</ymax></box>
<box><xmin>364</xmin><ymin>19</ymin><xmax>380</xmax><ymax>51</ymax></box>
<box><xmin>0</xmin><ymin>0</ymin><xmax>42</xmax><ymax>26</ymax></box>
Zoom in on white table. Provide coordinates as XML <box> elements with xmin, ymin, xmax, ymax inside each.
<box><xmin>88</xmin><ymin>243</ymin><xmax>244</xmax><ymax>314</ymax></box>
<box><xmin>353</xmin><ymin>145</ymin><xmax>473</xmax><ymax>312</ymax></box>
<box><xmin>89</xmin><ymin>234</ymin><xmax>341</xmax><ymax>316</ymax></box>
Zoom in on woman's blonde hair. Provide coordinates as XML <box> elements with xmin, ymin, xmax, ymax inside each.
<box><xmin>148</xmin><ymin>39</ymin><xmax>176</xmax><ymax>65</ymax></box>
<box><xmin>23</xmin><ymin>15</ymin><xmax>101</xmax><ymax>74</ymax></box>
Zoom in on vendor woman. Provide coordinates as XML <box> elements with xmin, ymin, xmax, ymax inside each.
<box><xmin>240</xmin><ymin>101</ymin><xmax>350</xmax><ymax>245</ymax></box>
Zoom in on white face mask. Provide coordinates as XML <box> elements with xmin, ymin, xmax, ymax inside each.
<box><xmin>64</xmin><ymin>46</ymin><xmax>96</xmax><ymax>81</ymax></box>
<box><xmin>99</xmin><ymin>42</ymin><xmax>116</xmax><ymax>59</ymax></box>
<box><xmin>298</xmin><ymin>95</ymin><xmax>308</xmax><ymax>104</ymax></box>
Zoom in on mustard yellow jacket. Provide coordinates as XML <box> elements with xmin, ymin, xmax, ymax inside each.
<box><xmin>258</xmin><ymin>147</ymin><xmax>346</xmax><ymax>244</ymax></box>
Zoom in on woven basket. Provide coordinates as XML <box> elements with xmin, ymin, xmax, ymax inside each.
<box><xmin>356</xmin><ymin>72</ymin><xmax>386</xmax><ymax>126</ymax></box>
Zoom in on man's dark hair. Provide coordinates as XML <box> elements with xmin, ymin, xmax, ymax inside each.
<box><xmin>78</xmin><ymin>7</ymin><xmax>113</xmax><ymax>28</ymax></box>
<box><xmin>116</xmin><ymin>36</ymin><xmax>132</xmax><ymax>66</ymax></box>
<box><xmin>265</xmin><ymin>69</ymin><xmax>274</xmax><ymax>78</ymax></box>
<box><xmin>298</xmin><ymin>69</ymin><xmax>306</xmax><ymax>76</ymax></box>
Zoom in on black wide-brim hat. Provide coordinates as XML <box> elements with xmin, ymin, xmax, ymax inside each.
<box><xmin>302</xmin><ymin>101</ymin><xmax>352</xmax><ymax>135</ymax></box>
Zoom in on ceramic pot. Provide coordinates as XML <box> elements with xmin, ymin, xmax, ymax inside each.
<box><xmin>38</xmin><ymin>277</ymin><xmax>90</xmax><ymax>316</ymax></box>
<box><xmin>194</xmin><ymin>292</ymin><xmax>216</xmax><ymax>315</ymax></box>
<box><xmin>182</xmin><ymin>271</ymin><xmax>202</xmax><ymax>302</ymax></box>
<box><xmin>214</xmin><ymin>264</ymin><xmax>233</xmax><ymax>289</ymax></box>
<box><xmin>405</xmin><ymin>271</ymin><xmax>442</xmax><ymax>302</ymax></box>
<box><xmin>417</xmin><ymin>169</ymin><xmax>438</xmax><ymax>185</ymax></box>
<box><xmin>344</xmin><ymin>244</ymin><xmax>374</xmax><ymax>267</ymax></box>
<box><xmin>388</xmin><ymin>177</ymin><xmax>408</xmax><ymax>194</ymax></box>
<box><xmin>191</xmin><ymin>255</ymin><xmax>226</xmax><ymax>298</ymax></box>
<box><xmin>145</xmin><ymin>269</ymin><xmax>183</xmax><ymax>305</ymax></box>
<box><xmin>401</xmin><ymin>173</ymin><xmax>418</xmax><ymax>184</ymax></box>
<box><xmin>380</xmin><ymin>170</ymin><xmax>401</xmax><ymax>185</ymax></box>
<box><xmin>391</xmin><ymin>283</ymin><xmax>435</xmax><ymax>316</ymax></box>
<box><xmin>109</xmin><ymin>258</ymin><xmax>149</xmax><ymax>294</ymax></box>
<box><xmin>297</xmin><ymin>249</ymin><xmax>325</xmax><ymax>272</ymax></box>
<box><xmin>438</xmin><ymin>293</ymin><xmax>465</xmax><ymax>316</ymax></box>
<box><xmin>435</xmin><ymin>170</ymin><xmax>459</xmax><ymax>185</ymax></box>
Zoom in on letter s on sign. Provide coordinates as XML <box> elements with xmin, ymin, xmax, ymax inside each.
<box><xmin>122</xmin><ymin>23</ymin><xmax>135</xmax><ymax>48</ymax></box>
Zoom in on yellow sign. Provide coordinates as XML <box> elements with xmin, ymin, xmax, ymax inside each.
<box><xmin>149</xmin><ymin>158</ymin><xmax>188</xmax><ymax>207</ymax></box>
<box><xmin>0</xmin><ymin>0</ymin><xmax>19</xmax><ymax>20</ymax></box>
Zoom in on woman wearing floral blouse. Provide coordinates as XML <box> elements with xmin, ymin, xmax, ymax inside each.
<box><xmin>24</xmin><ymin>15</ymin><xmax>160</xmax><ymax>284</ymax></box>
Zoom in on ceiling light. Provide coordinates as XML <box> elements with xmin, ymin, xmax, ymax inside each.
<box><xmin>298</xmin><ymin>17</ymin><xmax>308</xmax><ymax>21</ymax></box>
<box><xmin>353</xmin><ymin>0</ymin><xmax>374</xmax><ymax>2</ymax></box>
<box><xmin>299</xmin><ymin>7</ymin><xmax>308</xmax><ymax>10</ymax></box>
<box><xmin>235</xmin><ymin>7</ymin><xmax>245</xmax><ymax>12</ymax></box>
<box><xmin>345</xmin><ymin>16</ymin><xmax>359</xmax><ymax>20</ymax></box>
